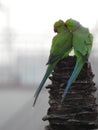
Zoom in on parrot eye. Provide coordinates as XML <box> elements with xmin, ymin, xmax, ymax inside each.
<box><xmin>54</xmin><ymin>28</ymin><xmax>57</xmax><ymax>33</ymax></box>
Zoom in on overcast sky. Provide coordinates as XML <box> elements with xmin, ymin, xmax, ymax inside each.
<box><xmin>0</xmin><ymin>0</ymin><xmax>98</xmax><ymax>63</ymax></box>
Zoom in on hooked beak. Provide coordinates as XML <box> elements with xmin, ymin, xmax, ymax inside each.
<box><xmin>54</xmin><ymin>28</ymin><xmax>57</xmax><ymax>33</ymax></box>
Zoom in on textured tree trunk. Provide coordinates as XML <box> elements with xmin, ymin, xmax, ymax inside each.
<box><xmin>43</xmin><ymin>56</ymin><xmax>98</xmax><ymax>130</ymax></box>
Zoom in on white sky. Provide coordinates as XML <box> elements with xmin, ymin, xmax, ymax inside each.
<box><xmin>8</xmin><ymin>0</ymin><xmax>98</xmax><ymax>32</ymax></box>
<box><xmin>0</xmin><ymin>0</ymin><xmax>98</xmax><ymax>63</ymax></box>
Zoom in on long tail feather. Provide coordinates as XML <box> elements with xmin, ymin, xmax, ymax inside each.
<box><xmin>33</xmin><ymin>63</ymin><xmax>56</xmax><ymax>107</ymax></box>
<box><xmin>61</xmin><ymin>57</ymin><xmax>85</xmax><ymax>102</ymax></box>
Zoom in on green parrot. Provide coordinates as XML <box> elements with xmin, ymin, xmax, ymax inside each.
<box><xmin>33</xmin><ymin>20</ymin><xmax>73</xmax><ymax>106</ymax></box>
<box><xmin>62</xmin><ymin>19</ymin><xmax>93</xmax><ymax>102</ymax></box>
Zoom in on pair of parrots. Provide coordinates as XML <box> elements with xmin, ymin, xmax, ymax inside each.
<box><xmin>33</xmin><ymin>19</ymin><xmax>93</xmax><ymax>106</ymax></box>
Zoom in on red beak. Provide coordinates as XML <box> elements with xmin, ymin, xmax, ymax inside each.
<box><xmin>54</xmin><ymin>28</ymin><xmax>57</xmax><ymax>32</ymax></box>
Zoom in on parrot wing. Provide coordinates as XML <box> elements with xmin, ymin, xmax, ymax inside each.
<box><xmin>47</xmin><ymin>31</ymin><xmax>72</xmax><ymax>64</ymax></box>
<box><xmin>33</xmin><ymin>31</ymin><xmax>72</xmax><ymax>106</ymax></box>
<box><xmin>62</xmin><ymin>27</ymin><xmax>93</xmax><ymax>102</ymax></box>
<box><xmin>73</xmin><ymin>27</ymin><xmax>93</xmax><ymax>56</ymax></box>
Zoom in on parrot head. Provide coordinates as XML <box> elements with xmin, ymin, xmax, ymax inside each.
<box><xmin>65</xmin><ymin>18</ymin><xmax>80</xmax><ymax>31</ymax></box>
<box><xmin>54</xmin><ymin>20</ymin><xmax>66</xmax><ymax>33</ymax></box>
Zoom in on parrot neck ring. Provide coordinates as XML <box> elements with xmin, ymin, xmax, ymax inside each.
<box><xmin>73</xmin><ymin>24</ymin><xmax>81</xmax><ymax>32</ymax></box>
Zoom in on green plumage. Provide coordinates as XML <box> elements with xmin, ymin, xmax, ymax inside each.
<box><xmin>33</xmin><ymin>18</ymin><xmax>93</xmax><ymax>105</ymax></box>
<box><xmin>73</xmin><ymin>26</ymin><xmax>93</xmax><ymax>56</ymax></box>
<box><xmin>47</xmin><ymin>31</ymin><xmax>72</xmax><ymax>64</ymax></box>
<box><xmin>33</xmin><ymin>20</ymin><xmax>72</xmax><ymax>106</ymax></box>
<box><xmin>62</xmin><ymin>19</ymin><xmax>93</xmax><ymax>101</ymax></box>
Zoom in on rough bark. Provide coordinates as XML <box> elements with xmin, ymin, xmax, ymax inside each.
<box><xmin>43</xmin><ymin>56</ymin><xmax>98</xmax><ymax>130</ymax></box>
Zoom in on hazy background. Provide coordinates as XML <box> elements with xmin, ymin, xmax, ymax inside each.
<box><xmin>0</xmin><ymin>0</ymin><xmax>98</xmax><ymax>130</ymax></box>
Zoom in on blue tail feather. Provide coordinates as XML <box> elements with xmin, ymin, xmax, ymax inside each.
<box><xmin>61</xmin><ymin>58</ymin><xmax>84</xmax><ymax>102</ymax></box>
<box><xmin>33</xmin><ymin>63</ymin><xmax>56</xmax><ymax>107</ymax></box>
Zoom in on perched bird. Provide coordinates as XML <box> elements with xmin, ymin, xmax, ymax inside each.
<box><xmin>33</xmin><ymin>20</ymin><xmax>73</xmax><ymax>106</ymax></box>
<box><xmin>62</xmin><ymin>19</ymin><xmax>93</xmax><ymax>102</ymax></box>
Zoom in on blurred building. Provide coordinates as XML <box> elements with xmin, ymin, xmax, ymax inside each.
<box><xmin>0</xmin><ymin>52</ymin><xmax>48</xmax><ymax>87</ymax></box>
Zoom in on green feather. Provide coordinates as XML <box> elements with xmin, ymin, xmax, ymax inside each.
<box><xmin>33</xmin><ymin>20</ymin><xmax>73</xmax><ymax>106</ymax></box>
<box><xmin>62</xmin><ymin>19</ymin><xmax>93</xmax><ymax>102</ymax></box>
